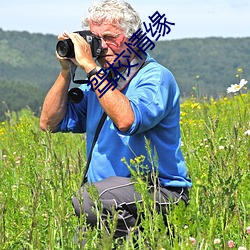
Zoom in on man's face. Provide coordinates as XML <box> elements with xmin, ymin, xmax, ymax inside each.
<box><xmin>89</xmin><ymin>19</ymin><xmax>131</xmax><ymax>69</ymax></box>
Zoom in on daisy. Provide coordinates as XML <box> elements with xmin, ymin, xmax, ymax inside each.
<box><xmin>227</xmin><ymin>79</ymin><xmax>248</xmax><ymax>93</ymax></box>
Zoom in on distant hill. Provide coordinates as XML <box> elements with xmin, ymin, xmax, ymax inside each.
<box><xmin>154</xmin><ymin>37</ymin><xmax>250</xmax><ymax>98</ymax></box>
<box><xmin>0</xmin><ymin>28</ymin><xmax>249</xmax><ymax>120</ymax></box>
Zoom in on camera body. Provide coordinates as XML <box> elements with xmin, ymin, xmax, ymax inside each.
<box><xmin>56</xmin><ymin>30</ymin><xmax>102</xmax><ymax>58</ymax></box>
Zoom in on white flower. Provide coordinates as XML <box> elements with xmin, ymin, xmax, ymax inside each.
<box><xmin>246</xmin><ymin>226</ymin><xmax>250</xmax><ymax>235</ymax></box>
<box><xmin>227</xmin><ymin>79</ymin><xmax>248</xmax><ymax>93</ymax></box>
<box><xmin>20</xmin><ymin>207</ymin><xmax>25</xmax><ymax>214</ymax></box>
<box><xmin>214</xmin><ymin>238</ymin><xmax>221</xmax><ymax>244</ymax></box>
<box><xmin>244</xmin><ymin>130</ymin><xmax>250</xmax><ymax>136</ymax></box>
<box><xmin>238</xmin><ymin>247</ymin><xmax>246</xmax><ymax>250</ymax></box>
<box><xmin>189</xmin><ymin>237</ymin><xmax>196</xmax><ymax>245</ymax></box>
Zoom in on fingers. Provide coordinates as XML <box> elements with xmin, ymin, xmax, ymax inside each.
<box><xmin>58</xmin><ymin>31</ymin><xmax>70</xmax><ymax>41</ymax></box>
<box><xmin>57</xmin><ymin>31</ymin><xmax>78</xmax><ymax>40</ymax></box>
<box><xmin>63</xmin><ymin>31</ymin><xmax>77</xmax><ymax>40</ymax></box>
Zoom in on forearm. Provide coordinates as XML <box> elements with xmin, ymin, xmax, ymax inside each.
<box><xmin>92</xmin><ymin>78</ymin><xmax>134</xmax><ymax>132</ymax></box>
<box><xmin>40</xmin><ymin>70</ymin><xmax>71</xmax><ymax>132</ymax></box>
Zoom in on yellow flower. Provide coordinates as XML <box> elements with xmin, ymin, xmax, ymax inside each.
<box><xmin>237</xmin><ymin>67</ymin><xmax>243</xmax><ymax>73</ymax></box>
<box><xmin>130</xmin><ymin>159</ymin><xmax>135</xmax><ymax>165</ymax></box>
<box><xmin>191</xmin><ymin>103</ymin><xmax>201</xmax><ymax>109</ymax></box>
<box><xmin>135</xmin><ymin>157</ymin><xmax>141</xmax><ymax>164</ymax></box>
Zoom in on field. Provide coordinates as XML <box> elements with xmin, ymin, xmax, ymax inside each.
<box><xmin>0</xmin><ymin>90</ymin><xmax>249</xmax><ymax>249</ymax></box>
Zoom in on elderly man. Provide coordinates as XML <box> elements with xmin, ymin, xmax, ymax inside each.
<box><xmin>40</xmin><ymin>0</ymin><xmax>192</xmax><ymax>242</ymax></box>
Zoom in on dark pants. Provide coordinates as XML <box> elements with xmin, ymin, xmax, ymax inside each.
<box><xmin>72</xmin><ymin>176</ymin><xmax>189</xmax><ymax>239</ymax></box>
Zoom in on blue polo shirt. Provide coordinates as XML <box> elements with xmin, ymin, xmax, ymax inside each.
<box><xmin>57</xmin><ymin>56</ymin><xmax>192</xmax><ymax>188</ymax></box>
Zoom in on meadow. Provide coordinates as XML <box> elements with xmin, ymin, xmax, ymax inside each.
<box><xmin>0</xmin><ymin>89</ymin><xmax>249</xmax><ymax>249</ymax></box>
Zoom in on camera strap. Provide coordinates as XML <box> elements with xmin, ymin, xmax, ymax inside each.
<box><xmin>81</xmin><ymin>57</ymin><xmax>151</xmax><ymax>186</ymax></box>
<box><xmin>81</xmin><ymin>111</ymin><xmax>107</xmax><ymax>186</ymax></box>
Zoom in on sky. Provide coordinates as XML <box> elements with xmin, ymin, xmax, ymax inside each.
<box><xmin>0</xmin><ymin>0</ymin><xmax>250</xmax><ymax>40</ymax></box>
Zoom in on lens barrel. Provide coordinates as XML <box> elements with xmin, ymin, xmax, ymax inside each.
<box><xmin>56</xmin><ymin>31</ymin><xmax>102</xmax><ymax>59</ymax></box>
<box><xmin>56</xmin><ymin>39</ymin><xmax>75</xmax><ymax>58</ymax></box>
<box><xmin>68</xmin><ymin>88</ymin><xmax>84</xmax><ymax>103</ymax></box>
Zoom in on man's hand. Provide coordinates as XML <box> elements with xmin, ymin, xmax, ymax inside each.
<box><xmin>62</xmin><ymin>31</ymin><xmax>97</xmax><ymax>73</ymax></box>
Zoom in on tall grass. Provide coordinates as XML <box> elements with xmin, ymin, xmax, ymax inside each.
<box><xmin>0</xmin><ymin>93</ymin><xmax>249</xmax><ymax>249</ymax></box>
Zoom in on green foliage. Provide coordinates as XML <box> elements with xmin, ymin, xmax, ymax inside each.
<box><xmin>0</xmin><ymin>109</ymin><xmax>85</xmax><ymax>249</ymax></box>
<box><xmin>0</xmin><ymin>93</ymin><xmax>249</xmax><ymax>249</ymax></box>
<box><xmin>153</xmin><ymin>37</ymin><xmax>250</xmax><ymax>98</ymax></box>
<box><xmin>0</xmin><ymin>28</ymin><xmax>60</xmax><ymax>89</ymax></box>
<box><xmin>0</xmin><ymin>79</ymin><xmax>46</xmax><ymax>121</ymax></box>
<box><xmin>0</xmin><ymin>29</ymin><xmax>61</xmax><ymax>121</ymax></box>
<box><xmin>0</xmin><ymin>29</ymin><xmax>250</xmax><ymax>120</ymax></box>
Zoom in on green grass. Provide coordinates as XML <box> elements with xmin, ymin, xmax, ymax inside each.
<box><xmin>0</xmin><ymin>93</ymin><xmax>249</xmax><ymax>249</ymax></box>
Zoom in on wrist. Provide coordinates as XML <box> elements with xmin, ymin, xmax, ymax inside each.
<box><xmin>85</xmin><ymin>63</ymin><xmax>98</xmax><ymax>74</ymax></box>
<box><xmin>60</xmin><ymin>68</ymin><xmax>71</xmax><ymax>79</ymax></box>
<box><xmin>87</xmin><ymin>66</ymin><xmax>103</xmax><ymax>79</ymax></box>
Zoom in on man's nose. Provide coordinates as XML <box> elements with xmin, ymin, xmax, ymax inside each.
<box><xmin>101</xmin><ymin>38</ymin><xmax>108</xmax><ymax>49</ymax></box>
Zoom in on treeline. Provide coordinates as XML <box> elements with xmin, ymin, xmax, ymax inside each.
<box><xmin>154</xmin><ymin>37</ymin><xmax>250</xmax><ymax>97</ymax></box>
<box><xmin>0</xmin><ymin>28</ymin><xmax>249</xmax><ymax>120</ymax></box>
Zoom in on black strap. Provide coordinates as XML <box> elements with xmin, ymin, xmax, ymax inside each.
<box><xmin>81</xmin><ymin>112</ymin><xmax>107</xmax><ymax>186</ymax></box>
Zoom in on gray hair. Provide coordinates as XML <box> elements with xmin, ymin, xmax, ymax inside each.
<box><xmin>82</xmin><ymin>0</ymin><xmax>142</xmax><ymax>38</ymax></box>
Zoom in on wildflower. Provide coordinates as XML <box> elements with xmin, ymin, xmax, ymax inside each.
<box><xmin>246</xmin><ymin>226</ymin><xmax>250</xmax><ymax>235</ymax></box>
<box><xmin>191</xmin><ymin>103</ymin><xmax>201</xmax><ymax>109</ymax></box>
<box><xmin>227</xmin><ymin>79</ymin><xmax>248</xmax><ymax>93</ymax></box>
<box><xmin>189</xmin><ymin>237</ymin><xmax>196</xmax><ymax>246</ymax></box>
<box><xmin>196</xmin><ymin>180</ymin><xmax>202</xmax><ymax>185</ymax></box>
<box><xmin>42</xmin><ymin>213</ymin><xmax>48</xmax><ymax>221</ymax></box>
<box><xmin>214</xmin><ymin>238</ymin><xmax>221</xmax><ymax>244</ymax></box>
<box><xmin>135</xmin><ymin>156</ymin><xmax>141</xmax><ymax>164</ymax></box>
<box><xmin>20</xmin><ymin>207</ymin><xmax>25</xmax><ymax>214</ymax></box>
<box><xmin>130</xmin><ymin>159</ymin><xmax>135</xmax><ymax>165</ymax></box>
<box><xmin>228</xmin><ymin>240</ymin><xmax>235</xmax><ymax>248</ymax></box>
<box><xmin>237</xmin><ymin>67</ymin><xmax>243</xmax><ymax>73</ymax></box>
<box><xmin>218</xmin><ymin>145</ymin><xmax>224</xmax><ymax>150</ymax></box>
<box><xmin>244</xmin><ymin>130</ymin><xmax>250</xmax><ymax>136</ymax></box>
<box><xmin>238</xmin><ymin>247</ymin><xmax>246</xmax><ymax>250</ymax></box>
<box><xmin>12</xmin><ymin>185</ymin><xmax>17</xmax><ymax>192</ymax></box>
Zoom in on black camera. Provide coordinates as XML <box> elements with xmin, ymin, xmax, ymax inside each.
<box><xmin>56</xmin><ymin>30</ymin><xmax>102</xmax><ymax>58</ymax></box>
